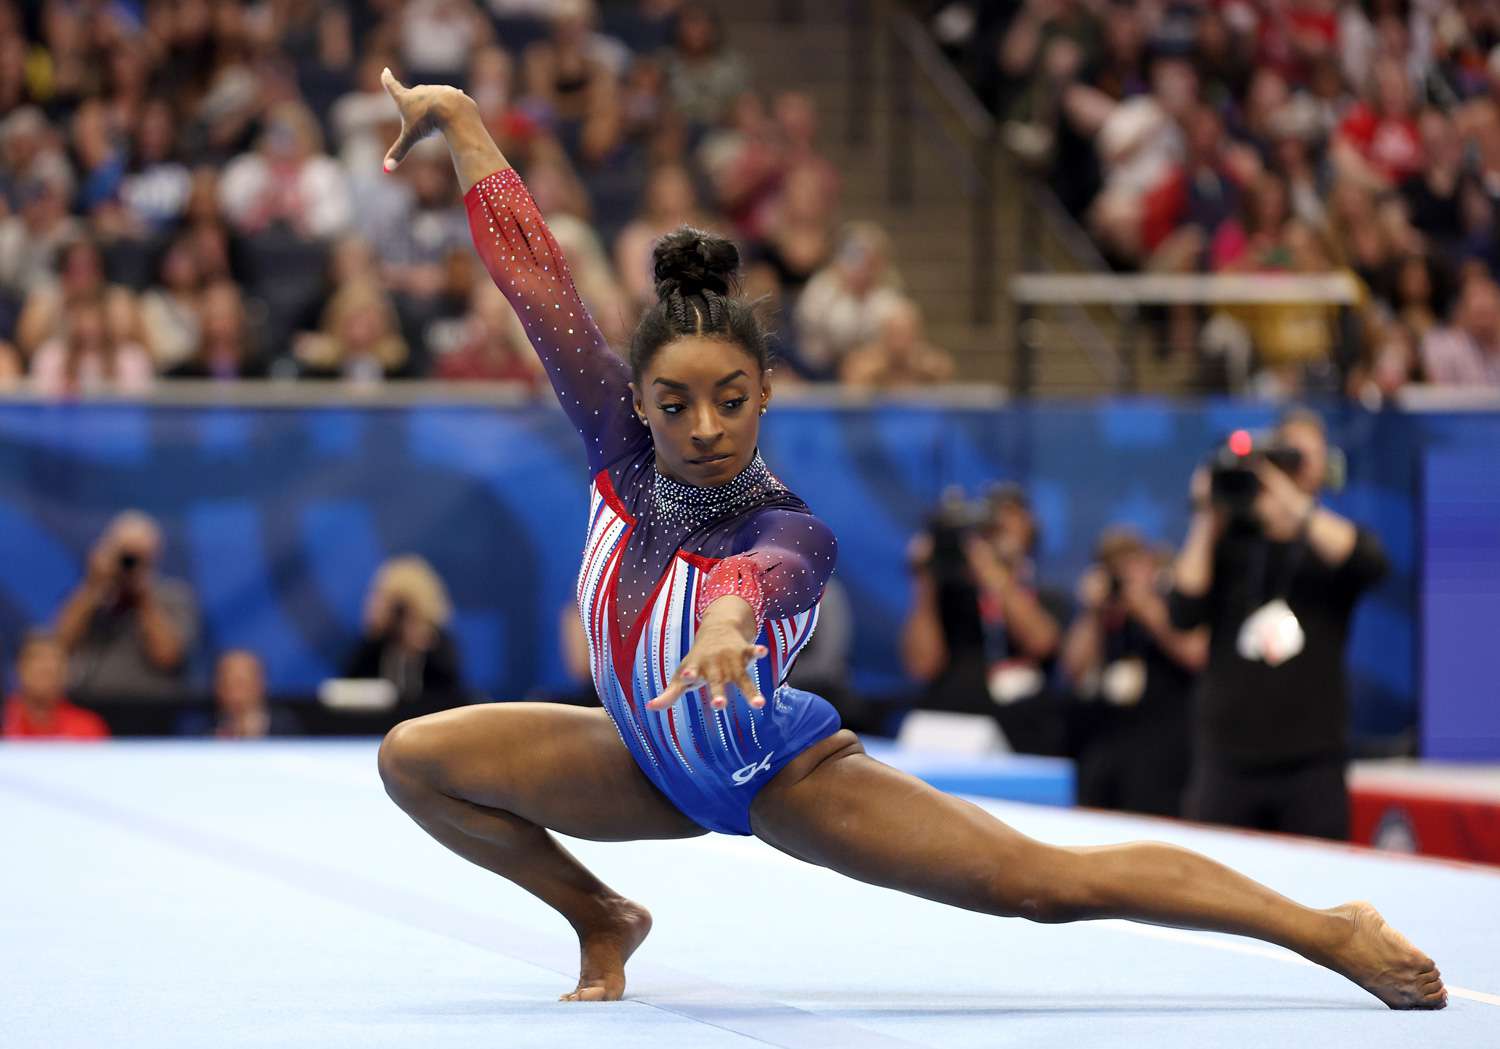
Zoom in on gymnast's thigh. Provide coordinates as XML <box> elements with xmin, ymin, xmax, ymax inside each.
<box><xmin>388</xmin><ymin>701</ymin><xmax>707</xmax><ymax>843</ymax></box>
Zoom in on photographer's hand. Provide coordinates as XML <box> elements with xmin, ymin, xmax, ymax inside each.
<box><xmin>1254</xmin><ymin>462</ymin><xmax>1358</xmax><ymax>566</ymax></box>
<box><xmin>1253</xmin><ymin>461</ymin><xmax>1315</xmax><ymax>541</ymax></box>
<box><xmin>1172</xmin><ymin>468</ymin><xmax>1221</xmax><ymax>599</ymax></box>
<box><xmin>964</xmin><ymin>536</ymin><xmax>1060</xmax><ymax>660</ymax></box>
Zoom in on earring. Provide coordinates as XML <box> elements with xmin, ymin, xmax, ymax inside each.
<box><xmin>759</xmin><ymin>405</ymin><xmax>767</xmax><ymax>416</ymax></box>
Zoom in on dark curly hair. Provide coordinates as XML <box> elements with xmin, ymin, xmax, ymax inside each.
<box><xmin>628</xmin><ymin>227</ymin><xmax>769</xmax><ymax>381</ymax></box>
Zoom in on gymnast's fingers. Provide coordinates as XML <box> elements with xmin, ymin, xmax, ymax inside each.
<box><xmin>647</xmin><ymin>664</ymin><xmax>699</xmax><ymax>710</ymax></box>
<box><xmin>734</xmin><ymin>665</ymin><xmax>764</xmax><ymax>709</ymax></box>
<box><xmin>706</xmin><ymin>665</ymin><xmax>730</xmax><ymax>711</ymax></box>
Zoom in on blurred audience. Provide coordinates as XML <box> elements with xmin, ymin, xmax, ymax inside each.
<box><xmin>53</xmin><ymin>511</ymin><xmax>199</xmax><ymax>706</ymax></box>
<box><xmin>2</xmin><ymin>631</ymin><xmax>110</xmax><ymax>741</ymax></box>
<box><xmin>940</xmin><ymin>0</ymin><xmax>1500</xmax><ymax>398</ymax></box>
<box><xmin>344</xmin><ymin>555</ymin><xmax>465</xmax><ymax>712</ymax></box>
<box><xmin>0</xmin><ymin>0</ymin><xmax>947</xmax><ymax>394</ymax></box>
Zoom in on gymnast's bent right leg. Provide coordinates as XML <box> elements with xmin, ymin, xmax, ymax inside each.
<box><xmin>378</xmin><ymin>703</ymin><xmax>705</xmax><ymax>1001</ymax></box>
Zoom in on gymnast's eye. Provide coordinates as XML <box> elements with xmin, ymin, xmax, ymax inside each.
<box><xmin>720</xmin><ymin>397</ymin><xmax>747</xmax><ymax>412</ymax></box>
<box><xmin>658</xmin><ymin>402</ymin><xmax>685</xmax><ymax>415</ymax></box>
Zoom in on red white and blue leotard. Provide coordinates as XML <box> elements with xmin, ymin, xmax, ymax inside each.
<box><xmin>465</xmin><ymin>168</ymin><xmax>842</xmax><ymax>835</ymax></box>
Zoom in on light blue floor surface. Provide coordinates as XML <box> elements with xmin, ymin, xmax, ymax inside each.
<box><xmin>2</xmin><ymin>741</ymin><xmax>1496</xmax><ymax>1049</ymax></box>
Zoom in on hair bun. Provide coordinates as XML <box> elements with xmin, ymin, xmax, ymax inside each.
<box><xmin>652</xmin><ymin>227</ymin><xmax>739</xmax><ymax>301</ymax></box>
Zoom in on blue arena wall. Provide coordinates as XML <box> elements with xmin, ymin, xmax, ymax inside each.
<box><xmin>1</xmin><ymin>399</ymin><xmax>1493</xmax><ymax>744</ymax></box>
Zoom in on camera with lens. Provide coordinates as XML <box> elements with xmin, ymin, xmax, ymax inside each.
<box><xmin>1207</xmin><ymin>430</ymin><xmax>1304</xmax><ymax>526</ymax></box>
<box><xmin>118</xmin><ymin>551</ymin><xmax>141</xmax><ymax>573</ymax></box>
<box><xmin>926</xmin><ymin>491</ymin><xmax>991</xmax><ymax>586</ymax></box>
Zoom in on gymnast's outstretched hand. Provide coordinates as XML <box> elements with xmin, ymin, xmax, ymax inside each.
<box><xmin>648</xmin><ymin>601</ymin><xmax>768</xmax><ymax>712</ymax></box>
<box><xmin>380</xmin><ymin>68</ymin><xmax>506</xmax><ymax>192</ymax></box>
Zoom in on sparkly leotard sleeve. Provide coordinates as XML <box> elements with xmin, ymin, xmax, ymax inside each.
<box><xmin>464</xmin><ymin>167</ymin><xmax>843</xmax><ymax>837</ymax></box>
<box><xmin>464</xmin><ymin>167</ymin><xmax>648</xmax><ymax>474</ymax></box>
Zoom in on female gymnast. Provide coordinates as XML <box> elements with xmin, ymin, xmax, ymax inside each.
<box><xmin>373</xmin><ymin>70</ymin><xmax>1445</xmax><ymax>1010</ymax></box>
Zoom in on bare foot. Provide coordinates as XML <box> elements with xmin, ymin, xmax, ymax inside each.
<box><xmin>560</xmin><ymin>898</ymin><xmax>652</xmax><ymax>1002</ymax></box>
<box><xmin>1318</xmin><ymin>902</ymin><xmax>1447</xmax><ymax>1009</ymax></box>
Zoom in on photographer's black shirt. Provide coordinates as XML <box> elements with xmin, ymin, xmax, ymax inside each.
<box><xmin>1169</xmin><ymin>528</ymin><xmax>1387</xmax><ymax>767</ymax></box>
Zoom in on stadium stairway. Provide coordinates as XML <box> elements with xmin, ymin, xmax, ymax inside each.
<box><xmin>724</xmin><ymin>1</ymin><xmax>1198</xmax><ymax>395</ymax></box>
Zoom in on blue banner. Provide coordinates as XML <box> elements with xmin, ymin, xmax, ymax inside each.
<box><xmin>0</xmin><ymin>398</ymin><xmax>1483</xmax><ymax>744</ymax></box>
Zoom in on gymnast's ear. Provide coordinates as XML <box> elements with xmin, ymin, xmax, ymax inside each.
<box><xmin>628</xmin><ymin>381</ymin><xmax>646</xmax><ymax>424</ymax></box>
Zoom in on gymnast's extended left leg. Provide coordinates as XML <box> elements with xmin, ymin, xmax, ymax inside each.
<box><xmin>750</xmin><ymin>730</ymin><xmax>1446</xmax><ymax>1010</ymax></box>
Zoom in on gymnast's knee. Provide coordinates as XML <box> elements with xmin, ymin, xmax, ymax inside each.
<box><xmin>377</xmin><ymin>715</ymin><xmax>446</xmax><ymax>807</ymax></box>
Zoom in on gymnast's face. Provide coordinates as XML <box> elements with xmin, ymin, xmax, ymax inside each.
<box><xmin>631</xmin><ymin>336</ymin><xmax>770</xmax><ymax>487</ymax></box>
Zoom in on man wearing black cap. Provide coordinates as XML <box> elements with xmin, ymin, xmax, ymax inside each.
<box><xmin>901</xmin><ymin>483</ymin><xmax>1069</xmax><ymax>754</ymax></box>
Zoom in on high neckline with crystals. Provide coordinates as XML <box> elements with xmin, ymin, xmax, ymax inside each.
<box><xmin>651</xmin><ymin>451</ymin><xmax>781</xmax><ymax>527</ymax></box>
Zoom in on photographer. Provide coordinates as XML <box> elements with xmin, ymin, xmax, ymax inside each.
<box><xmin>901</xmin><ymin>484</ymin><xmax>1068</xmax><ymax>754</ymax></box>
<box><xmin>343</xmin><ymin>555</ymin><xmax>464</xmax><ymax>714</ymax></box>
<box><xmin>1170</xmin><ymin>410</ymin><xmax>1387</xmax><ymax>839</ymax></box>
<box><xmin>1062</xmin><ymin>529</ymin><xmax>1206</xmax><ymax>817</ymax></box>
<box><xmin>54</xmin><ymin>511</ymin><xmax>199</xmax><ymax>704</ymax></box>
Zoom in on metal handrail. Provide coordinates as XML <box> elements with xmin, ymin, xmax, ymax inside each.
<box><xmin>880</xmin><ymin>2</ymin><xmax>998</xmax><ymax>326</ymax></box>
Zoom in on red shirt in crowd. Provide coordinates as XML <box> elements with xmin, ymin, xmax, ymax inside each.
<box><xmin>1336</xmin><ymin>103</ymin><xmax>1424</xmax><ymax>183</ymax></box>
<box><xmin>2</xmin><ymin>695</ymin><xmax>110</xmax><ymax>740</ymax></box>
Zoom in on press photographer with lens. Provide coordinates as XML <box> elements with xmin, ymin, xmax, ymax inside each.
<box><xmin>901</xmin><ymin>484</ymin><xmax>1069</xmax><ymax>754</ymax></box>
<box><xmin>54</xmin><ymin>510</ymin><xmax>200</xmax><ymax>706</ymax></box>
<box><xmin>1062</xmin><ymin>528</ymin><xmax>1206</xmax><ymax>817</ymax></box>
<box><xmin>1169</xmin><ymin>409</ymin><xmax>1387</xmax><ymax>839</ymax></box>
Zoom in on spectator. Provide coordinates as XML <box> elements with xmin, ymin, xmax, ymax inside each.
<box><xmin>614</xmin><ymin>163</ymin><xmax>711</xmax><ymax>312</ymax></box>
<box><xmin>840</xmin><ymin>297</ymin><xmax>957</xmax><ymax>389</ymax></box>
<box><xmin>521</xmin><ymin>0</ymin><xmax>629</xmax><ymax>168</ymax></box>
<box><xmin>139</xmin><ymin>235</ymin><xmax>206</xmax><ymax>373</ymax></box>
<box><xmin>663</xmin><ymin>2</ymin><xmax>749</xmax><ymax>128</ymax></box>
<box><xmin>210</xmin><ymin>650</ymin><xmax>298</xmax><ymax>739</ymax></box>
<box><xmin>400</xmin><ymin>0</ymin><xmax>492</xmax><ymax>87</ymax></box>
<box><xmin>0</xmin><ymin>171</ymin><xmax>81</xmax><ymax>303</ymax></box>
<box><xmin>431</xmin><ymin>281</ymin><xmax>546</xmax><ymax>384</ymax></box>
<box><xmin>371</xmin><ymin>138</ymin><xmax>472</xmax><ymax>356</ymax></box>
<box><xmin>16</xmin><ymin>235</ymin><xmax>142</xmax><ymax>358</ymax></box>
<box><xmin>770</xmin><ymin>91</ymin><xmax>840</xmax><ymax>211</ymax></box>
<box><xmin>695</xmin><ymin>90</ymin><xmax>781</xmax><ymax>239</ymax></box>
<box><xmin>53</xmin><ymin>511</ymin><xmax>200</xmax><ymax>706</ymax></box>
<box><xmin>167</xmin><ymin>281</ymin><xmax>262</xmax><ymax>380</ymax></box>
<box><xmin>343</xmin><ymin>555</ymin><xmax>464</xmax><ymax>713</ymax></box>
<box><xmin>117</xmin><ymin>96</ymin><xmax>194</xmax><ymax>237</ymax></box>
<box><xmin>293</xmin><ymin>278</ymin><xmax>409</xmax><ymax>382</ymax></box>
<box><xmin>29</xmin><ymin>294</ymin><xmax>153</xmax><ymax>398</ymax></box>
<box><xmin>1332</xmin><ymin>57</ymin><xmax>1424</xmax><ymax>187</ymax></box>
<box><xmin>745</xmin><ymin>162</ymin><xmax>837</xmax><ymax>303</ymax></box>
<box><xmin>793</xmin><ymin>222</ymin><xmax>905</xmax><ymax>380</ymax></box>
<box><xmin>219</xmin><ymin>101</ymin><xmax>352</xmax><ymax>240</ymax></box>
<box><xmin>2</xmin><ymin>631</ymin><xmax>109</xmax><ymax>741</ymax></box>
<box><xmin>902</xmin><ymin>484</ymin><xmax>1068</xmax><ymax>755</ymax></box>
<box><xmin>1422</xmin><ymin>271</ymin><xmax>1500</xmax><ymax>385</ymax></box>
<box><xmin>1062</xmin><ymin>529</ymin><xmax>1205</xmax><ymax>817</ymax></box>
<box><xmin>1170</xmin><ymin>409</ymin><xmax>1387</xmax><ymax>839</ymax></box>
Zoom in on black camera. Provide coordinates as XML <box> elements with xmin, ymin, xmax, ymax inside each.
<box><xmin>1208</xmin><ymin>431</ymin><xmax>1304</xmax><ymax>522</ymax></box>
<box><xmin>926</xmin><ymin>495</ymin><xmax>991</xmax><ymax>586</ymax></box>
<box><xmin>118</xmin><ymin>551</ymin><xmax>141</xmax><ymax>573</ymax></box>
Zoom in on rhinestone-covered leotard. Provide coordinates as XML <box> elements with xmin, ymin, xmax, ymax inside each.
<box><xmin>465</xmin><ymin>168</ymin><xmax>841</xmax><ymax>834</ymax></box>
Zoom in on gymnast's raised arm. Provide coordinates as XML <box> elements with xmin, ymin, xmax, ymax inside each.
<box><xmin>381</xmin><ymin>69</ymin><xmax>644</xmax><ymax>472</ymax></box>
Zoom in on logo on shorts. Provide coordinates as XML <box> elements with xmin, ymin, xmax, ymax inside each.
<box><xmin>731</xmin><ymin>752</ymin><xmax>775</xmax><ymax>785</ymax></box>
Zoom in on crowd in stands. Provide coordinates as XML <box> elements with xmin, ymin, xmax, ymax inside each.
<box><xmin>0</xmin><ymin>0</ymin><xmax>955</xmax><ymax>394</ymax></box>
<box><xmin>930</xmin><ymin>0</ymin><xmax>1500</xmax><ymax>400</ymax></box>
